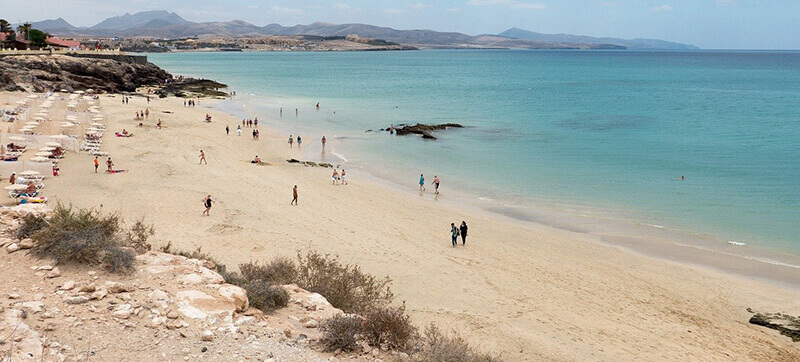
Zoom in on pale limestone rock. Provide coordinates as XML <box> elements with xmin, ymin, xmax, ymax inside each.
<box><xmin>6</xmin><ymin>243</ymin><xmax>20</xmax><ymax>253</ymax></box>
<box><xmin>201</xmin><ymin>330</ymin><xmax>215</xmax><ymax>341</ymax></box>
<box><xmin>218</xmin><ymin>284</ymin><xmax>249</xmax><ymax>312</ymax></box>
<box><xmin>19</xmin><ymin>238</ymin><xmax>34</xmax><ymax>249</ymax></box>
<box><xmin>64</xmin><ymin>296</ymin><xmax>89</xmax><ymax>305</ymax></box>
<box><xmin>60</xmin><ymin>281</ymin><xmax>76</xmax><ymax>291</ymax></box>
<box><xmin>46</xmin><ymin>267</ymin><xmax>61</xmax><ymax>278</ymax></box>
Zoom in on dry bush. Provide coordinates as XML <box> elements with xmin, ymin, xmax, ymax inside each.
<box><xmin>361</xmin><ymin>304</ymin><xmax>418</xmax><ymax>352</ymax></box>
<box><xmin>244</xmin><ymin>282</ymin><xmax>289</xmax><ymax>312</ymax></box>
<box><xmin>295</xmin><ymin>251</ymin><xmax>393</xmax><ymax>314</ymax></box>
<box><xmin>411</xmin><ymin>324</ymin><xmax>501</xmax><ymax>362</ymax></box>
<box><xmin>158</xmin><ymin>242</ymin><xmax>239</xmax><ymax>283</ymax></box>
<box><xmin>17</xmin><ymin>213</ymin><xmax>48</xmax><ymax>239</ymax></box>
<box><xmin>124</xmin><ymin>219</ymin><xmax>154</xmax><ymax>253</ymax></box>
<box><xmin>239</xmin><ymin>257</ymin><xmax>297</xmax><ymax>285</ymax></box>
<box><xmin>29</xmin><ymin>204</ymin><xmax>135</xmax><ymax>273</ymax></box>
<box><xmin>320</xmin><ymin>314</ymin><xmax>363</xmax><ymax>352</ymax></box>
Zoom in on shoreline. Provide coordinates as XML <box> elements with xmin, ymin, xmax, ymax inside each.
<box><xmin>5</xmin><ymin>90</ymin><xmax>800</xmax><ymax>360</ymax></box>
<box><xmin>210</xmin><ymin>92</ymin><xmax>800</xmax><ymax>290</ymax></box>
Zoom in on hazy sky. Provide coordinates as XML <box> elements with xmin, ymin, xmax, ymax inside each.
<box><xmin>6</xmin><ymin>0</ymin><xmax>800</xmax><ymax>49</ymax></box>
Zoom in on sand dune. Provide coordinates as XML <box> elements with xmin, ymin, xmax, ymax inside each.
<box><xmin>4</xmin><ymin>92</ymin><xmax>799</xmax><ymax>361</ymax></box>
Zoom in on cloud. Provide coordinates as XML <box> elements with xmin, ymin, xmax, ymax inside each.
<box><xmin>411</xmin><ymin>2</ymin><xmax>433</xmax><ymax>10</ymax></box>
<box><xmin>446</xmin><ymin>7</ymin><xmax>461</xmax><ymax>12</ymax></box>
<box><xmin>272</xmin><ymin>6</ymin><xmax>304</xmax><ymax>15</ymax></box>
<box><xmin>467</xmin><ymin>0</ymin><xmax>547</xmax><ymax>10</ymax></box>
<box><xmin>650</xmin><ymin>5</ymin><xmax>674</xmax><ymax>12</ymax></box>
<box><xmin>333</xmin><ymin>3</ymin><xmax>351</xmax><ymax>10</ymax></box>
<box><xmin>383</xmin><ymin>8</ymin><xmax>404</xmax><ymax>14</ymax></box>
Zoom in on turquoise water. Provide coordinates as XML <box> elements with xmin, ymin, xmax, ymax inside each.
<box><xmin>149</xmin><ymin>50</ymin><xmax>800</xmax><ymax>252</ymax></box>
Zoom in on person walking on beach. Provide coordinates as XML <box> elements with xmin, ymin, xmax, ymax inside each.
<box><xmin>289</xmin><ymin>135</ymin><xmax>294</xmax><ymax>148</ymax></box>
<box><xmin>291</xmin><ymin>185</ymin><xmax>298</xmax><ymax>205</ymax></box>
<box><xmin>419</xmin><ymin>174</ymin><xmax>426</xmax><ymax>192</ymax></box>
<box><xmin>433</xmin><ymin>175</ymin><xmax>440</xmax><ymax>194</ymax></box>
<box><xmin>237</xmin><ymin>125</ymin><xmax>242</xmax><ymax>136</ymax></box>
<box><xmin>106</xmin><ymin>157</ymin><xmax>114</xmax><ymax>172</ymax></box>
<box><xmin>341</xmin><ymin>169</ymin><xmax>347</xmax><ymax>185</ymax></box>
<box><xmin>451</xmin><ymin>223</ymin><xmax>459</xmax><ymax>247</ymax></box>
<box><xmin>199</xmin><ymin>150</ymin><xmax>207</xmax><ymax>165</ymax></box>
<box><xmin>332</xmin><ymin>169</ymin><xmax>339</xmax><ymax>185</ymax></box>
<box><xmin>459</xmin><ymin>221</ymin><xmax>468</xmax><ymax>245</ymax></box>
<box><xmin>94</xmin><ymin>157</ymin><xmax>99</xmax><ymax>173</ymax></box>
<box><xmin>203</xmin><ymin>194</ymin><xmax>214</xmax><ymax>216</ymax></box>
<box><xmin>225</xmin><ymin>125</ymin><xmax>229</xmax><ymax>135</ymax></box>
<box><xmin>254</xmin><ymin>118</ymin><xmax>258</xmax><ymax>128</ymax></box>
<box><xmin>321</xmin><ymin>136</ymin><xmax>326</xmax><ymax>148</ymax></box>
<box><xmin>297</xmin><ymin>136</ymin><xmax>302</xmax><ymax>148</ymax></box>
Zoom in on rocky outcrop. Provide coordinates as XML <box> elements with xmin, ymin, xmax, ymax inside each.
<box><xmin>388</xmin><ymin>123</ymin><xmax>464</xmax><ymax>140</ymax></box>
<box><xmin>0</xmin><ymin>54</ymin><xmax>171</xmax><ymax>93</ymax></box>
<box><xmin>156</xmin><ymin>78</ymin><xmax>229</xmax><ymax>98</ymax></box>
<box><xmin>749</xmin><ymin>311</ymin><xmax>800</xmax><ymax>342</ymax></box>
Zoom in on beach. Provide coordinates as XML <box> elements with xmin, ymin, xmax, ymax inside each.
<box><xmin>2</xmin><ymin>91</ymin><xmax>799</xmax><ymax>361</ymax></box>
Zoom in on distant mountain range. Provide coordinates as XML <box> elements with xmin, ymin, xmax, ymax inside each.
<box><xmin>30</xmin><ymin>10</ymin><xmax>697</xmax><ymax>50</ymax></box>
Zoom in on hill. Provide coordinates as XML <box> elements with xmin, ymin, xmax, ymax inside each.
<box><xmin>498</xmin><ymin>27</ymin><xmax>698</xmax><ymax>50</ymax></box>
<box><xmin>90</xmin><ymin>10</ymin><xmax>190</xmax><ymax>30</ymax></box>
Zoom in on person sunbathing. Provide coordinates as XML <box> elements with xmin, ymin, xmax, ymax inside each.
<box><xmin>50</xmin><ymin>147</ymin><xmax>63</xmax><ymax>158</ymax></box>
<box><xmin>0</xmin><ymin>154</ymin><xmax>18</xmax><ymax>161</ymax></box>
<box><xmin>23</xmin><ymin>181</ymin><xmax>36</xmax><ymax>194</ymax></box>
<box><xmin>251</xmin><ymin>155</ymin><xmax>261</xmax><ymax>164</ymax></box>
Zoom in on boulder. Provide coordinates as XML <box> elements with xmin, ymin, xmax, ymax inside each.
<box><xmin>18</xmin><ymin>238</ymin><xmax>34</xmax><ymax>249</ymax></box>
<box><xmin>6</xmin><ymin>243</ymin><xmax>20</xmax><ymax>253</ymax></box>
<box><xmin>64</xmin><ymin>296</ymin><xmax>89</xmax><ymax>305</ymax></box>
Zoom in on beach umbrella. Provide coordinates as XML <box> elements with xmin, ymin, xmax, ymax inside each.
<box><xmin>90</xmin><ymin>123</ymin><xmax>105</xmax><ymax>127</ymax></box>
<box><xmin>27</xmin><ymin>95</ymin><xmax>38</xmax><ymax>99</ymax></box>
<box><xmin>61</xmin><ymin>122</ymin><xmax>76</xmax><ymax>128</ymax></box>
<box><xmin>60</xmin><ymin>89</ymin><xmax>68</xmax><ymax>93</ymax></box>
<box><xmin>89</xmin><ymin>109</ymin><xmax>100</xmax><ymax>113</ymax></box>
<box><xmin>15</xmin><ymin>100</ymin><xmax>27</xmax><ymax>104</ymax></box>
<box><xmin>41</xmin><ymin>104</ymin><xmax>51</xmax><ymax>108</ymax></box>
<box><xmin>9</xmin><ymin>136</ymin><xmax>26</xmax><ymax>142</ymax></box>
<box><xmin>35</xmin><ymin>152</ymin><xmax>52</xmax><ymax>157</ymax></box>
<box><xmin>19</xmin><ymin>170</ymin><xmax>40</xmax><ymax>176</ymax></box>
<box><xmin>30</xmin><ymin>157</ymin><xmax>50</xmax><ymax>162</ymax></box>
<box><xmin>87</xmin><ymin>101</ymin><xmax>96</xmax><ymax>105</ymax></box>
<box><xmin>65</xmin><ymin>116</ymin><xmax>78</xmax><ymax>121</ymax></box>
<box><xmin>25</xmin><ymin>122</ymin><xmax>39</xmax><ymax>126</ymax></box>
<box><xmin>4</xmin><ymin>184</ymin><xmax>27</xmax><ymax>191</ymax></box>
<box><xmin>86</xmin><ymin>89</ymin><xmax>94</xmax><ymax>92</ymax></box>
<box><xmin>50</xmin><ymin>135</ymin><xmax>70</xmax><ymax>139</ymax></box>
<box><xmin>39</xmin><ymin>147</ymin><xmax>56</xmax><ymax>151</ymax></box>
<box><xmin>91</xmin><ymin>117</ymin><xmax>104</xmax><ymax>121</ymax></box>
<box><xmin>45</xmin><ymin>142</ymin><xmax>61</xmax><ymax>147</ymax></box>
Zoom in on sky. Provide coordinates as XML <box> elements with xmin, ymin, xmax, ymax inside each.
<box><xmin>5</xmin><ymin>0</ymin><xmax>800</xmax><ymax>49</ymax></box>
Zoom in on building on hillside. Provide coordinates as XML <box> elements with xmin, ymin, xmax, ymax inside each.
<box><xmin>45</xmin><ymin>37</ymin><xmax>82</xmax><ymax>51</ymax></box>
<box><xmin>0</xmin><ymin>33</ymin><xmax>31</xmax><ymax>50</ymax></box>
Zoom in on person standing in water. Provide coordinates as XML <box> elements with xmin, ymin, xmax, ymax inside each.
<box><xmin>225</xmin><ymin>125</ymin><xmax>229</xmax><ymax>135</ymax></box>
<box><xmin>433</xmin><ymin>175</ymin><xmax>440</xmax><ymax>194</ymax></box>
<box><xmin>199</xmin><ymin>150</ymin><xmax>207</xmax><ymax>165</ymax></box>
<box><xmin>321</xmin><ymin>136</ymin><xmax>326</xmax><ymax>148</ymax></box>
<box><xmin>237</xmin><ymin>125</ymin><xmax>242</xmax><ymax>136</ymax></box>
<box><xmin>419</xmin><ymin>174</ymin><xmax>426</xmax><ymax>192</ymax></box>
<box><xmin>292</xmin><ymin>185</ymin><xmax>298</xmax><ymax>205</ymax></box>
<box><xmin>459</xmin><ymin>221</ymin><xmax>468</xmax><ymax>245</ymax></box>
<box><xmin>295</xmin><ymin>108</ymin><xmax>298</xmax><ymax>117</ymax></box>
<box><xmin>288</xmin><ymin>135</ymin><xmax>294</xmax><ymax>148</ymax></box>
<box><xmin>280</xmin><ymin>108</ymin><xmax>283</xmax><ymax>117</ymax></box>
<box><xmin>341</xmin><ymin>169</ymin><xmax>347</xmax><ymax>185</ymax></box>
<box><xmin>203</xmin><ymin>194</ymin><xmax>214</xmax><ymax>216</ymax></box>
<box><xmin>450</xmin><ymin>223</ymin><xmax>459</xmax><ymax>247</ymax></box>
<box><xmin>332</xmin><ymin>169</ymin><xmax>339</xmax><ymax>185</ymax></box>
<box><xmin>297</xmin><ymin>135</ymin><xmax>302</xmax><ymax>148</ymax></box>
<box><xmin>316</xmin><ymin>103</ymin><xmax>320</xmax><ymax>110</ymax></box>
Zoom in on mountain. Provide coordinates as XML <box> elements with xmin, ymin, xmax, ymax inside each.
<box><xmin>90</xmin><ymin>10</ymin><xmax>190</xmax><ymax>30</ymax></box>
<box><xmin>498</xmin><ymin>27</ymin><xmax>697</xmax><ymax>50</ymax></box>
<box><xmin>31</xmin><ymin>18</ymin><xmax>77</xmax><ymax>33</ymax></box>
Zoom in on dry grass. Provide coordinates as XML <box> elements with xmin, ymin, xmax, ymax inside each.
<box><xmin>409</xmin><ymin>324</ymin><xmax>501</xmax><ymax>362</ymax></box>
<box><xmin>319</xmin><ymin>314</ymin><xmax>363</xmax><ymax>351</ymax></box>
<box><xmin>239</xmin><ymin>257</ymin><xmax>297</xmax><ymax>285</ymax></box>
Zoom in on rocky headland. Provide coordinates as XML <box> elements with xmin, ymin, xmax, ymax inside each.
<box><xmin>385</xmin><ymin>123</ymin><xmax>464</xmax><ymax>140</ymax></box>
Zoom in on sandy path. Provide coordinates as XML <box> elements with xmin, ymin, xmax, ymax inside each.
<box><xmin>8</xmin><ymin>93</ymin><xmax>798</xmax><ymax>361</ymax></box>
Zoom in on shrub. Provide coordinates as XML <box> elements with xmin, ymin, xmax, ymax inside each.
<box><xmin>295</xmin><ymin>251</ymin><xmax>393</xmax><ymax>314</ymax></box>
<box><xmin>244</xmin><ymin>282</ymin><xmax>289</xmax><ymax>312</ymax></box>
<box><xmin>320</xmin><ymin>314</ymin><xmax>363</xmax><ymax>352</ymax></box>
<box><xmin>124</xmin><ymin>219</ymin><xmax>154</xmax><ymax>253</ymax></box>
<box><xmin>411</xmin><ymin>324</ymin><xmax>501</xmax><ymax>362</ymax></box>
<box><xmin>17</xmin><ymin>213</ymin><xmax>48</xmax><ymax>239</ymax></box>
<box><xmin>30</xmin><ymin>204</ymin><xmax>135</xmax><ymax>273</ymax></box>
<box><xmin>361</xmin><ymin>304</ymin><xmax>418</xmax><ymax>352</ymax></box>
<box><xmin>239</xmin><ymin>257</ymin><xmax>297</xmax><ymax>285</ymax></box>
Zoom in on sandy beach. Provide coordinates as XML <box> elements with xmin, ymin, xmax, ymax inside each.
<box><xmin>2</xmin><ymin>91</ymin><xmax>799</xmax><ymax>361</ymax></box>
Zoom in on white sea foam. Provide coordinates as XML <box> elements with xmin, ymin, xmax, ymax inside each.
<box><xmin>643</xmin><ymin>223</ymin><xmax>666</xmax><ymax>229</ymax></box>
<box><xmin>727</xmin><ymin>240</ymin><xmax>747</xmax><ymax>246</ymax></box>
<box><xmin>674</xmin><ymin>243</ymin><xmax>800</xmax><ymax>269</ymax></box>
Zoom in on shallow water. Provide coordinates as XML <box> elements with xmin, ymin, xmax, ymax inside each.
<box><xmin>149</xmin><ymin>50</ymin><xmax>800</xmax><ymax>254</ymax></box>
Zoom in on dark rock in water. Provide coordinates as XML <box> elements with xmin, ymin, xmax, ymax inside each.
<box><xmin>286</xmin><ymin>159</ymin><xmax>333</xmax><ymax>168</ymax></box>
<box><xmin>158</xmin><ymin>78</ymin><xmax>228</xmax><ymax>98</ymax></box>
<box><xmin>392</xmin><ymin>123</ymin><xmax>464</xmax><ymax>140</ymax></box>
<box><xmin>287</xmin><ymin>159</ymin><xmax>301</xmax><ymax>163</ymax></box>
<box><xmin>0</xmin><ymin>55</ymin><xmax>170</xmax><ymax>93</ymax></box>
<box><xmin>749</xmin><ymin>312</ymin><xmax>800</xmax><ymax>342</ymax></box>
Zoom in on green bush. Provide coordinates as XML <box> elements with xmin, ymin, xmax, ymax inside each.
<box><xmin>295</xmin><ymin>251</ymin><xmax>393</xmax><ymax>314</ymax></box>
<box><xmin>29</xmin><ymin>204</ymin><xmax>135</xmax><ymax>273</ymax></box>
<box><xmin>320</xmin><ymin>314</ymin><xmax>363</xmax><ymax>352</ymax></box>
<box><xmin>17</xmin><ymin>213</ymin><xmax>48</xmax><ymax>239</ymax></box>
<box><xmin>245</xmin><ymin>282</ymin><xmax>289</xmax><ymax>312</ymax></box>
<box><xmin>239</xmin><ymin>257</ymin><xmax>297</xmax><ymax>285</ymax></box>
<box><xmin>361</xmin><ymin>304</ymin><xmax>418</xmax><ymax>352</ymax></box>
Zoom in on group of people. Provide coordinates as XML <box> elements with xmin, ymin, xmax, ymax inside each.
<box><xmin>204</xmin><ymin>114</ymin><xmax>212</xmax><ymax>122</ymax></box>
<box><xmin>242</xmin><ymin>118</ymin><xmax>258</xmax><ymax>128</ymax></box>
<box><xmin>450</xmin><ymin>221</ymin><xmax>469</xmax><ymax>247</ymax></box>
<box><xmin>288</xmin><ymin>135</ymin><xmax>302</xmax><ymax>148</ymax></box>
<box><xmin>331</xmin><ymin>169</ymin><xmax>347</xmax><ymax>185</ymax></box>
<box><xmin>122</xmin><ymin>96</ymin><xmax>130</xmax><ymax>104</ymax></box>
<box><xmin>252</xmin><ymin>129</ymin><xmax>260</xmax><ymax>140</ymax></box>
<box><xmin>419</xmin><ymin>174</ymin><xmax>441</xmax><ymax>194</ymax></box>
<box><xmin>184</xmin><ymin>99</ymin><xmax>197</xmax><ymax>107</ymax></box>
<box><xmin>135</xmin><ymin>109</ymin><xmax>149</xmax><ymax>120</ymax></box>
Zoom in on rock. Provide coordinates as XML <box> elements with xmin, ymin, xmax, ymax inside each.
<box><xmin>6</xmin><ymin>243</ymin><xmax>20</xmax><ymax>253</ymax></box>
<box><xmin>46</xmin><ymin>268</ymin><xmax>61</xmax><ymax>278</ymax></box>
<box><xmin>201</xmin><ymin>330</ymin><xmax>214</xmax><ymax>341</ymax></box>
<box><xmin>105</xmin><ymin>281</ymin><xmax>132</xmax><ymax>293</ymax></box>
<box><xmin>391</xmin><ymin>123</ymin><xmax>464</xmax><ymax>140</ymax></box>
<box><xmin>201</xmin><ymin>346</ymin><xmax>208</xmax><ymax>353</ymax></box>
<box><xmin>19</xmin><ymin>238</ymin><xmax>34</xmax><ymax>249</ymax></box>
<box><xmin>78</xmin><ymin>284</ymin><xmax>96</xmax><ymax>293</ymax></box>
<box><xmin>218</xmin><ymin>284</ymin><xmax>249</xmax><ymax>312</ymax></box>
<box><xmin>302</xmin><ymin>318</ymin><xmax>319</xmax><ymax>328</ymax></box>
<box><xmin>36</xmin><ymin>265</ymin><xmax>53</xmax><ymax>271</ymax></box>
<box><xmin>8</xmin><ymin>293</ymin><xmax>21</xmax><ymax>299</ymax></box>
<box><xmin>60</xmin><ymin>281</ymin><xmax>76</xmax><ymax>291</ymax></box>
<box><xmin>112</xmin><ymin>310</ymin><xmax>131</xmax><ymax>319</ymax></box>
<box><xmin>20</xmin><ymin>301</ymin><xmax>45</xmax><ymax>313</ymax></box>
<box><xmin>202</xmin><ymin>260</ymin><xmax>216</xmax><ymax>269</ymax></box>
<box><xmin>167</xmin><ymin>310</ymin><xmax>180</xmax><ymax>319</ymax></box>
<box><xmin>90</xmin><ymin>289</ymin><xmax>107</xmax><ymax>301</ymax></box>
<box><xmin>749</xmin><ymin>312</ymin><xmax>800</xmax><ymax>342</ymax></box>
<box><xmin>283</xmin><ymin>328</ymin><xmax>293</xmax><ymax>338</ymax></box>
<box><xmin>64</xmin><ymin>296</ymin><xmax>89</xmax><ymax>305</ymax></box>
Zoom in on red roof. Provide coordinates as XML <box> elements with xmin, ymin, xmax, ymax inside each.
<box><xmin>0</xmin><ymin>33</ymin><xmax>30</xmax><ymax>43</ymax></box>
<box><xmin>46</xmin><ymin>37</ymin><xmax>81</xmax><ymax>48</ymax></box>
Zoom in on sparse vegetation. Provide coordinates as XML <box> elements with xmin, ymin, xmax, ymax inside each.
<box><xmin>361</xmin><ymin>304</ymin><xmax>418</xmax><ymax>351</ymax></box>
<box><xmin>320</xmin><ymin>314</ymin><xmax>363</xmax><ymax>351</ymax></box>
<box><xmin>239</xmin><ymin>257</ymin><xmax>297</xmax><ymax>285</ymax></box>
<box><xmin>244</xmin><ymin>282</ymin><xmax>290</xmax><ymax>312</ymax></box>
<box><xmin>27</xmin><ymin>204</ymin><xmax>140</xmax><ymax>273</ymax></box>
<box><xmin>16</xmin><ymin>213</ymin><xmax>48</xmax><ymax>239</ymax></box>
<box><xmin>124</xmin><ymin>219</ymin><xmax>155</xmax><ymax>253</ymax></box>
<box><xmin>295</xmin><ymin>250</ymin><xmax>393</xmax><ymax>314</ymax></box>
<box><xmin>409</xmin><ymin>324</ymin><xmax>501</xmax><ymax>362</ymax></box>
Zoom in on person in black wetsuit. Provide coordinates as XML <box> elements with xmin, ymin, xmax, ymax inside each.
<box><xmin>460</xmin><ymin>221</ymin><xmax>468</xmax><ymax>245</ymax></box>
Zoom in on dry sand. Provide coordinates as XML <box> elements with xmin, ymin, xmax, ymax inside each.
<box><xmin>2</xmin><ymin>92</ymin><xmax>800</xmax><ymax>361</ymax></box>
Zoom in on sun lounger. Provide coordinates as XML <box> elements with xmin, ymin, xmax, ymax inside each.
<box><xmin>89</xmin><ymin>150</ymin><xmax>108</xmax><ymax>156</ymax></box>
<box><xmin>19</xmin><ymin>196</ymin><xmax>47</xmax><ymax>204</ymax></box>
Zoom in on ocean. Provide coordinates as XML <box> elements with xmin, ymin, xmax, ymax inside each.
<box><xmin>148</xmin><ymin>50</ymin><xmax>800</xmax><ymax>262</ymax></box>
